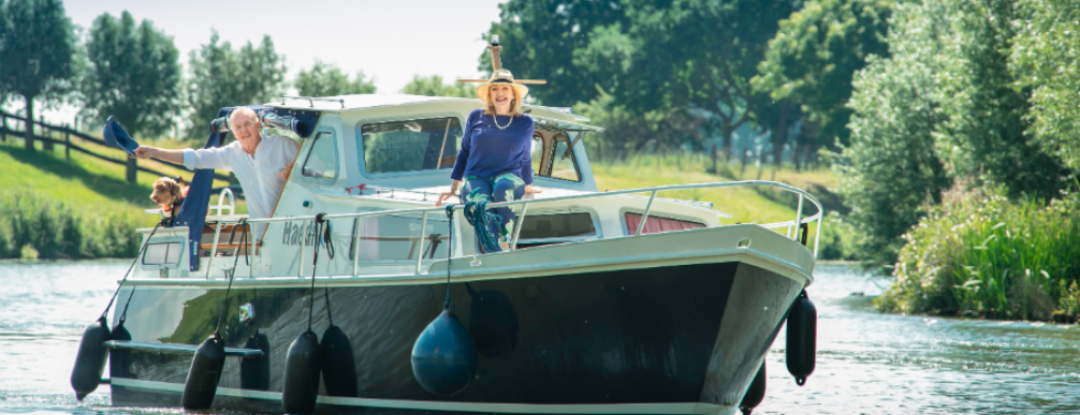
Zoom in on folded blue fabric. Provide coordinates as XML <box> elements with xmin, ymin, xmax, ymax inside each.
<box><xmin>103</xmin><ymin>116</ymin><xmax>140</xmax><ymax>156</ymax></box>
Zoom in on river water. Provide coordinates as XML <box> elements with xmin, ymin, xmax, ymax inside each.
<box><xmin>0</xmin><ymin>261</ymin><xmax>1077</xmax><ymax>414</ymax></box>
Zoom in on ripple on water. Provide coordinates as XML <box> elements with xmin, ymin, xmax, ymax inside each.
<box><xmin>758</xmin><ymin>264</ymin><xmax>1080</xmax><ymax>415</ymax></box>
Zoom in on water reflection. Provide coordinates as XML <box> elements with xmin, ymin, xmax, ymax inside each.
<box><xmin>1</xmin><ymin>261</ymin><xmax>1078</xmax><ymax>414</ymax></box>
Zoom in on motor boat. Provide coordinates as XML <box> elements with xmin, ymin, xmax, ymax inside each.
<box><xmin>79</xmin><ymin>38</ymin><xmax>824</xmax><ymax>415</ymax></box>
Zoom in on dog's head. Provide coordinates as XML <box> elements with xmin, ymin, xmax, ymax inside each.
<box><xmin>151</xmin><ymin>177</ymin><xmax>183</xmax><ymax>207</ymax></box>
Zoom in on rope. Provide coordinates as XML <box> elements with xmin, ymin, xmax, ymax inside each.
<box><xmin>99</xmin><ymin>221</ymin><xmax>163</xmax><ymax>321</ymax></box>
<box><xmin>444</xmin><ymin>205</ymin><xmax>455</xmax><ymax>310</ymax></box>
<box><xmin>118</xmin><ymin>287</ymin><xmax>137</xmax><ymax>324</ymax></box>
<box><xmin>213</xmin><ymin>219</ymin><xmax>248</xmax><ymax>337</ymax></box>
<box><xmin>463</xmin><ymin>199</ymin><xmax>502</xmax><ymax>253</ymax></box>
<box><xmin>324</xmin><ymin>287</ymin><xmax>334</xmax><ymax>327</ymax></box>
<box><xmin>307</xmin><ymin>214</ymin><xmax>329</xmax><ymax>331</ymax></box>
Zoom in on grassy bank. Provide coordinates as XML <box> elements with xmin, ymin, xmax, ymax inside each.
<box><xmin>875</xmin><ymin>185</ymin><xmax>1080</xmax><ymax>321</ymax></box>
<box><xmin>0</xmin><ymin>138</ymin><xmax>239</xmax><ymax>259</ymax></box>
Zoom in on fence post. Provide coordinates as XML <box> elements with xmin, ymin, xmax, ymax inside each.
<box><xmin>41</xmin><ymin>116</ymin><xmax>55</xmax><ymax>151</ymax></box>
<box><xmin>65</xmin><ymin>123</ymin><xmax>71</xmax><ymax>162</ymax></box>
<box><xmin>126</xmin><ymin>157</ymin><xmax>137</xmax><ymax>184</ymax></box>
<box><xmin>1</xmin><ymin>114</ymin><xmax>6</xmax><ymax>143</ymax></box>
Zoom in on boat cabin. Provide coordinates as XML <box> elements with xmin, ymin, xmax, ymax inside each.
<box><xmin>137</xmin><ymin>93</ymin><xmax>817</xmax><ymax>281</ymax></box>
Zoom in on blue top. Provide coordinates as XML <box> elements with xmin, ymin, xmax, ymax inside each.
<box><xmin>450</xmin><ymin>109</ymin><xmax>535</xmax><ymax>184</ymax></box>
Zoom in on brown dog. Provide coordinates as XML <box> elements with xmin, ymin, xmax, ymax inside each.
<box><xmin>150</xmin><ymin>177</ymin><xmax>185</xmax><ymax>213</ymax></box>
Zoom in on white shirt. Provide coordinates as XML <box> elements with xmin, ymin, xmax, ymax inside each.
<box><xmin>183</xmin><ymin>135</ymin><xmax>300</xmax><ymax>221</ymax></box>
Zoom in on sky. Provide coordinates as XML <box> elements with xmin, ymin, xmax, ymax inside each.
<box><xmin>25</xmin><ymin>0</ymin><xmax>507</xmax><ymax>125</ymax></box>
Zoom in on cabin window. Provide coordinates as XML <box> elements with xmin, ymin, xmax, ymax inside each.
<box><xmin>302</xmin><ymin>132</ymin><xmax>337</xmax><ymax>180</ymax></box>
<box><xmin>143</xmin><ymin>242</ymin><xmax>182</xmax><ymax>265</ymax></box>
<box><xmin>349</xmin><ymin>213</ymin><xmax>449</xmax><ymax>262</ymax></box>
<box><xmin>361</xmin><ymin>117</ymin><xmax>463</xmax><ymax>174</ymax></box>
<box><xmin>548</xmin><ymin>133</ymin><xmax>581</xmax><ymax>182</ymax></box>
<box><xmin>518</xmin><ymin>213</ymin><xmax>597</xmax><ymax>240</ymax></box>
<box><xmin>624</xmin><ymin>213</ymin><xmax>705</xmax><ymax>235</ymax></box>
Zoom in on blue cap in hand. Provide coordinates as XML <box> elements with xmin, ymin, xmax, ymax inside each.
<box><xmin>102</xmin><ymin>116</ymin><xmax>140</xmax><ymax>156</ymax></box>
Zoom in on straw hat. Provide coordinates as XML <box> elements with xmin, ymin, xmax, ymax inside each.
<box><xmin>475</xmin><ymin>69</ymin><xmax>530</xmax><ymax>111</ymax></box>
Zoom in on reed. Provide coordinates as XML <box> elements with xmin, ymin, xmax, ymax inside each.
<box><xmin>876</xmin><ymin>184</ymin><xmax>1080</xmax><ymax>321</ymax></box>
<box><xmin>0</xmin><ymin>191</ymin><xmax>140</xmax><ymax>260</ymax></box>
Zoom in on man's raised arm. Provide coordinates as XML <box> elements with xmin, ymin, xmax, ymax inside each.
<box><xmin>133</xmin><ymin>146</ymin><xmax>232</xmax><ymax>171</ymax></box>
<box><xmin>132</xmin><ymin>146</ymin><xmax>185</xmax><ymax>165</ymax></box>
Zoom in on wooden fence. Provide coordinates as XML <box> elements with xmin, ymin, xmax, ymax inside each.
<box><xmin>0</xmin><ymin>110</ymin><xmax>231</xmax><ymax>183</ymax></box>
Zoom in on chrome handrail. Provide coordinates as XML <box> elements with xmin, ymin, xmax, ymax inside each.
<box><xmin>196</xmin><ymin>180</ymin><xmax>825</xmax><ymax>277</ymax></box>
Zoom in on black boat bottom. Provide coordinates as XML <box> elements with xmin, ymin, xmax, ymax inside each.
<box><xmin>110</xmin><ymin>262</ymin><xmax>803</xmax><ymax>414</ymax></box>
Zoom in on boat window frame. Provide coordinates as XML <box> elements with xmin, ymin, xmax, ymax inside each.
<box><xmin>541</xmin><ymin>131</ymin><xmax>583</xmax><ymax>183</ymax></box>
<box><xmin>297</xmin><ymin>127</ymin><xmax>340</xmax><ymax>185</ymax></box>
<box><xmin>617</xmin><ymin>207</ymin><xmax>709</xmax><ymax>236</ymax></box>
<box><xmin>354</xmin><ymin>112</ymin><xmax>466</xmax><ymax>180</ymax></box>
<box><xmin>514</xmin><ymin>205</ymin><xmax>603</xmax><ymax>246</ymax></box>
<box><xmin>139</xmin><ymin>237</ymin><xmax>186</xmax><ymax>269</ymax></box>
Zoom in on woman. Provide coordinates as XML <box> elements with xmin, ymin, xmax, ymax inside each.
<box><xmin>437</xmin><ymin>68</ymin><xmax>541</xmax><ymax>249</ymax></box>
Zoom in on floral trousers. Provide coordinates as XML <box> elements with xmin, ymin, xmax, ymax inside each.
<box><xmin>460</xmin><ymin>173</ymin><xmax>526</xmax><ymax>242</ymax></box>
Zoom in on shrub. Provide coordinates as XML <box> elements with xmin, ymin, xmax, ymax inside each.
<box><xmin>876</xmin><ymin>183</ymin><xmax>1080</xmax><ymax>320</ymax></box>
<box><xmin>0</xmin><ymin>191</ymin><xmax>138</xmax><ymax>259</ymax></box>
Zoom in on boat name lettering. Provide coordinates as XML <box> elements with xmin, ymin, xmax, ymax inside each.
<box><xmin>282</xmin><ymin>222</ymin><xmax>320</xmax><ymax>247</ymax></box>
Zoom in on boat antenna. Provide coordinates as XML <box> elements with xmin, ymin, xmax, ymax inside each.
<box><xmin>456</xmin><ymin>34</ymin><xmax>548</xmax><ymax>85</ymax></box>
<box><xmin>489</xmin><ymin>35</ymin><xmax>503</xmax><ymax>71</ymax></box>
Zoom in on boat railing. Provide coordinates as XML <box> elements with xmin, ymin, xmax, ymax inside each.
<box><xmin>200</xmin><ymin>180</ymin><xmax>823</xmax><ymax>277</ymax></box>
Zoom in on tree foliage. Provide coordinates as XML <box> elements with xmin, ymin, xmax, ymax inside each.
<box><xmin>629</xmin><ymin>0</ymin><xmax>802</xmax><ymax>160</ymax></box>
<box><xmin>487</xmin><ymin>0</ymin><xmax>802</xmax><ymax>161</ymax></box>
<box><xmin>185</xmin><ymin>30</ymin><xmax>286</xmax><ymax>138</ymax></box>
<box><xmin>79</xmin><ymin>11</ymin><xmax>181</xmax><ymax>138</ymax></box>
<box><xmin>295</xmin><ymin>61</ymin><xmax>375</xmax><ymax>97</ymax></box>
<box><xmin>840</xmin><ymin>0</ymin><xmax>1073</xmax><ymax>269</ymax></box>
<box><xmin>929</xmin><ymin>0</ymin><xmax>1067</xmax><ymax>200</ymax></box>
<box><xmin>400</xmin><ymin>74</ymin><xmax>473</xmax><ymax>98</ymax></box>
<box><xmin>485</xmin><ymin>0</ymin><xmax>630</xmax><ymax>106</ymax></box>
<box><xmin>0</xmin><ymin>0</ymin><xmax>75</xmax><ymax>149</ymax></box>
<box><xmin>1011</xmin><ymin>0</ymin><xmax>1080</xmax><ymax>171</ymax></box>
<box><xmin>754</xmin><ymin>0</ymin><xmax>893</xmax><ymax>151</ymax></box>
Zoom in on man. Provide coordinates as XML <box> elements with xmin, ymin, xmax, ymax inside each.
<box><xmin>133</xmin><ymin>107</ymin><xmax>299</xmax><ymax>222</ymax></box>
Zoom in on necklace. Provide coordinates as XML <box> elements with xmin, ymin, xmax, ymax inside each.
<box><xmin>493</xmin><ymin>114</ymin><xmax>513</xmax><ymax>130</ymax></box>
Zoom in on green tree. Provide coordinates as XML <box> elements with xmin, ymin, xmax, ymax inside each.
<box><xmin>930</xmin><ymin>0</ymin><xmax>1067</xmax><ymax>200</ymax></box>
<box><xmin>1011</xmin><ymin>0</ymin><xmax>1080</xmax><ymax>171</ymax></box>
<box><xmin>0</xmin><ymin>0</ymin><xmax>75</xmax><ymax>150</ymax></box>
<box><xmin>484</xmin><ymin>0</ymin><xmax>631</xmax><ymax>106</ymax></box>
<box><xmin>185</xmin><ymin>30</ymin><xmax>286</xmax><ymax>138</ymax></box>
<box><xmin>753</xmin><ymin>0</ymin><xmax>893</xmax><ymax>158</ymax></box>
<box><xmin>400</xmin><ymin>74</ymin><xmax>473</xmax><ymax>98</ymax></box>
<box><xmin>295</xmin><ymin>61</ymin><xmax>375</xmax><ymax>97</ymax></box>
<box><xmin>840</xmin><ymin>0</ymin><xmax>1071</xmax><ymax>269</ymax></box>
<box><xmin>79</xmin><ymin>11</ymin><xmax>180</xmax><ymax>138</ymax></box>
<box><xmin>614</xmin><ymin>0</ymin><xmax>803</xmax><ymax>161</ymax></box>
<box><xmin>839</xmin><ymin>0</ymin><xmax>952</xmax><ymax>269</ymax></box>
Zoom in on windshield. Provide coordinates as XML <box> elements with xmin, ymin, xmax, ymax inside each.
<box><xmin>360</xmin><ymin>117</ymin><xmax>463</xmax><ymax>174</ymax></box>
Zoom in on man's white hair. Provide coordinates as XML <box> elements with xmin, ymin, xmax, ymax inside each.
<box><xmin>228</xmin><ymin>107</ymin><xmax>260</xmax><ymax>131</ymax></box>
